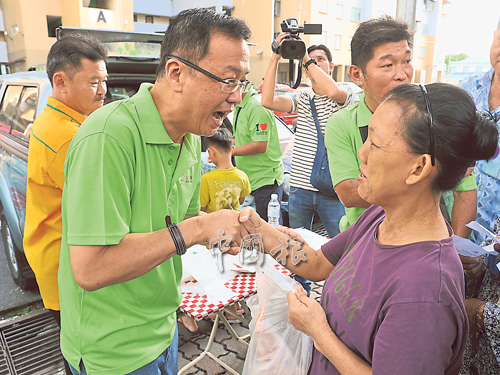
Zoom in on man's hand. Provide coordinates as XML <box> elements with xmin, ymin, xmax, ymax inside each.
<box><xmin>199</xmin><ymin>210</ymin><xmax>247</xmax><ymax>255</ymax></box>
<box><xmin>464</xmin><ymin>298</ymin><xmax>484</xmax><ymax>330</ymax></box>
<box><xmin>460</xmin><ymin>254</ymin><xmax>485</xmax><ymax>279</ymax></box>
<box><xmin>287</xmin><ymin>285</ymin><xmax>329</xmax><ymax>338</ymax></box>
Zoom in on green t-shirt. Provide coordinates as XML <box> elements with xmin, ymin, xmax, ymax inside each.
<box><xmin>326</xmin><ymin>94</ymin><xmax>371</xmax><ymax>231</ymax></box>
<box><xmin>58</xmin><ymin>83</ymin><xmax>201</xmax><ymax>374</ymax></box>
<box><xmin>326</xmin><ymin>93</ymin><xmax>477</xmax><ymax>232</ymax></box>
<box><xmin>234</xmin><ymin>87</ymin><xmax>284</xmax><ymax>190</ymax></box>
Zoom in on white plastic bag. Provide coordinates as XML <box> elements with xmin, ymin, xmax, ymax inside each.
<box><xmin>242</xmin><ymin>262</ymin><xmax>313</xmax><ymax>375</ymax></box>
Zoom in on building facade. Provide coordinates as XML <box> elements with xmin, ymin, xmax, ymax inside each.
<box><xmin>0</xmin><ymin>0</ymin><xmax>451</xmax><ymax>85</ymax></box>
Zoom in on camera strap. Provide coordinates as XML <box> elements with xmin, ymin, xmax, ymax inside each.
<box><xmin>288</xmin><ymin>59</ymin><xmax>302</xmax><ymax>89</ymax></box>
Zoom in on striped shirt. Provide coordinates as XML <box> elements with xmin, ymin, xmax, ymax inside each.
<box><xmin>289</xmin><ymin>87</ymin><xmax>354</xmax><ymax>191</ymax></box>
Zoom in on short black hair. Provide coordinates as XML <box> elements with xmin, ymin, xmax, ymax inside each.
<box><xmin>203</xmin><ymin>127</ymin><xmax>233</xmax><ymax>152</ymax></box>
<box><xmin>156</xmin><ymin>8</ymin><xmax>251</xmax><ymax>78</ymax></box>
<box><xmin>46</xmin><ymin>34</ymin><xmax>108</xmax><ymax>87</ymax></box>
<box><xmin>351</xmin><ymin>15</ymin><xmax>414</xmax><ymax>73</ymax></box>
<box><xmin>386</xmin><ymin>83</ymin><xmax>498</xmax><ymax>192</ymax></box>
<box><xmin>308</xmin><ymin>44</ymin><xmax>332</xmax><ymax>63</ymax></box>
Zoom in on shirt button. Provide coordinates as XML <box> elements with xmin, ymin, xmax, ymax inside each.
<box><xmin>168</xmin><ymin>160</ymin><xmax>173</xmax><ymax>165</ymax></box>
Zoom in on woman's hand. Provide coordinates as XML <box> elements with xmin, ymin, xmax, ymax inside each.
<box><xmin>287</xmin><ymin>286</ymin><xmax>330</xmax><ymax>338</ymax></box>
<box><xmin>460</xmin><ymin>254</ymin><xmax>485</xmax><ymax>279</ymax></box>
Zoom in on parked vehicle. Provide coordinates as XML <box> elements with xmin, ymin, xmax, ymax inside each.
<box><xmin>0</xmin><ymin>27</ymin><xmax>163</xmax><ymax>289</ymax></box>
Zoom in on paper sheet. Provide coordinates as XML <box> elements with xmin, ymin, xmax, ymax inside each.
<box><xmin>466</xmin><ymin>221</ymin><xmax>500</xmax><ymax>244</ymax></box>
<box><xmin>453</xmin><ymin>235</ymin><xmax>497</xmax><ymax>257</ymax></box>
<box><xmin>292</xmin><ymin>227</ymin><xmax>331</xmax><ymax>249</ymax></box>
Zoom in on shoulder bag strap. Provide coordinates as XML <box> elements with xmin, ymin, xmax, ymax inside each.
<box><xmin>308</xmin><ymin>96</ymin><xmax>325</xmax><ymax>150</ymax></box>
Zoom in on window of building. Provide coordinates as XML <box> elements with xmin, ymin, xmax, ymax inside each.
<box><xmin>274</xmin><ymin>1</ymin><xmax>281</xmax><ymax>16</ymax></box>
<box><xmin>419</xmin><ymin>47</ymin><xmax>426</xmax><ymax>58</ymax></box>
<box><xmin>421</xmin><ymin>23</ymin><xmax>428</xmax><ymax>35</ymax></box>
<box><xmin>336</xmin><ymin>4</ymin><xmax>343</xmax><ymax>19</ymax></box>
<box><xmin>46</xmin><ymin>15</ymin><xmax>62</xmax><ymax>38</ymax></box>
<box><xmin>319</xmin><ymin>0</ymin><xmax>328</xmax><ymax>14</ymax></box>
<box><xmin>133</xmin><ymin>14</ymin><xmax>138</xmax><ymax>22</ymax></box>
<box><xmin>83</xmin><ymin>0</ymin><xmax>113</xmax><ymax>10</ymax></box>
<box><xmin>145</xmin><ymin>15</ymin><xmax>154</xmax><ymax>24</ymax></box>
<box><xmin>277</xmin><ymin>70</ymin><xmax>287</xmax><ymax>84</ymax></box>
<box><xmin>424</xmin><ymin>0</ymin><xmax>435</xmax><ymax>12</ymax></box>
<box><xmin>351</xmin><ymin>7</ymin><xmax>361</xmax><ymax>22</ymax></box>
<box><xmin>456</xmin><ymin>65</ymin><xmax>463</xmax><ymax>72</ymax></box>
<box><xmin>334</xmin><ymin>35</ymin><xmax>341</xmax><ymax>50</ymax></box>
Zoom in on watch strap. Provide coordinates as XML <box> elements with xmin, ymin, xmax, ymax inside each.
<box><xmin>304</xmin><ymin>58</ymin><xmax>317</xmax><ymax>70</ymax></box>
<box><xmin>271</xmin><ymin>39</ymin><xmax>281</xmax><ymax>55</ymax></box>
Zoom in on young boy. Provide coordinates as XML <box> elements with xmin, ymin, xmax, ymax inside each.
<box><xmin>179</xmin><ymin>128</ymin><xmax>250</xmax><ymax>333</ymax></box>
<box><xmin>200</xmin><ymin>128</ymin><xmax>251</xmax><ymax>213</ymax></box>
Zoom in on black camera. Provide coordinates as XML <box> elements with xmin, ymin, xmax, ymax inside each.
<box><xmin>280</xmin><ymin>18</ymin><xmax>322</xmax><ymax>60</ymax></box>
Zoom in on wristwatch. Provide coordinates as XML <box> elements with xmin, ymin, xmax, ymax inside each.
<box><xmin>304</xmin><ymin>58</ymin><xmax>318</xmax><ymax>70</ymax></box>
<box><xmin>271</xmin><ymin>39</ymin><xmax>281</xmax><ymax>55</ymax></box>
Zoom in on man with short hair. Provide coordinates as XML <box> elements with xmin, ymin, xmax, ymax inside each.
<box><xmin>261</xmin><ymin>39</ymin><xmax>352</xmax><ymax>237</ymax></box>
<box><xmin>326</xmin><ymin>15</ymin><xmax>477</xmax><ymax>235</ymax></box>
<box><xmin>58</xmin><ymin>8</ymin><xmax>252</xmax><ymax>374</ymax></box>
<box><xmin>262</xmin><ymin>37</ymin><xmax>352</xmax><ymax>295</ymax></box>
<box><xmin>23</xmin><ymin>33</ymin><xmax>108</xmax><ymax>375</ymax></box>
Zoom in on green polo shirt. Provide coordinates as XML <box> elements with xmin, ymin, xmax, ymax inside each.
<box><xmin>326</xmin><ymin>93</ymin><xmax>371</xmax><ymax>231</ymax></box>
<box><xmin>58</xmin><ymin>83</ymin><xmax>201</xmax><ymax>374</ymax></box>
<box><xmin>234</xmin><ymin>87</ymin><xmax>284</xmax><ymax>190</ymax></box>
<box><xmin>326</xmin><ymin>93</ymin><xmax>477</xmax><ymax>232</ymax></box>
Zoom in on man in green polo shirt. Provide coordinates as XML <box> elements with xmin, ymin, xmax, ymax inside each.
<box><xmin>59</xmin><ymin>9</ymin><xmax>252</xmax><ymax>374</ymax></box>
<box><xmin>233</xmin><ymin>86</ymin><xmax>284</xmax><ymax>222</ymax></box>
<box><xmin>326</xmin><ymin>16</ymin><xmax>477</xmax><ymax>235</ymax></box>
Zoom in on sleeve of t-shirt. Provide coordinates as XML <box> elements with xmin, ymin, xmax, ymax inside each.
<box><xmin>371</xmin><ymin>302</ymin><xmax>465</xmax><ymax>375</ymax></box>
<box><xmin>325</xmin><ymin>110</ymin><xmax>361</xmax><ymax>186</ymax></box>
<box><xmin>47</xmin><ymin>140</ymin><xmax>71</xmax><ymax>189</ymax></box>
<box><xmin>338</xmin><ymin>86</ymin><xmax>354</xmax><ymax>108</ymax></box>
<box><xmin>455</xmin><ymin>171</ymin><xmax>477</xmax><ymax>192</ymax></box>
<box><xmin>289</xmin><ymin>91</ymin><xmax>301</xmax><ymax>114</ymax></box>
<box><xmin>199</xmin><ymin>173</ymin><xmax>210</xmax><ymax>208</ymax></box>
<box><xmin>247</xmin><ymin>105</ymin><xmax>275</xmax><ymax>143</ymax></box>
<box><xmin>241</xmin><ymin>172</ymin><xmax>251</xmax><ymax>197</ymax></box>
<box><xmin>64</xmin><ymin>133</ymin><xmax>134</xmax><ymax>245</ymax></box>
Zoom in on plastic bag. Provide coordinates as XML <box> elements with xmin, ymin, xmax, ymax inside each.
<box><xmin>242</xmin><ymin>262</ymin><xmax>313</xmax><ymax>375</ymax></box>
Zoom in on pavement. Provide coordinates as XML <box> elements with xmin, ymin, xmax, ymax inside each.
<box><xmin>176</xmin><ymin>280</ymin><xmax>324</xmax><ymax>374</ymax></box>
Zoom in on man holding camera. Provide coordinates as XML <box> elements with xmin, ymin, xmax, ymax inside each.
<box><xmin>262</xmin><ymin>31</ymin><xmax>353</xmax><ymax>294</ymax></box>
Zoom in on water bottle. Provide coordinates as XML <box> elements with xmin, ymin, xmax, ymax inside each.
<box><xmin>268</xmin><ymin>194</ymin><xmax>280</xmax><ymax>228</ymax></box>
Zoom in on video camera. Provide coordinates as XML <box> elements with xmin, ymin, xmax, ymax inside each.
<box><xmin>278</xmin><ymin>18</ymin><xmax>322</xmax><ymax>88</ymax></box>
<box><xmin>280</xmin><ymin>18</ymin><xmax>322</xmax><ymax>60</ymax></box>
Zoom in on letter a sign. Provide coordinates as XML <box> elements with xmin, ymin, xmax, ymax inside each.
<box><xmin>97</xmin><ymin>10</ymin><xmax>107</xmax><ymax>23</ymax></box>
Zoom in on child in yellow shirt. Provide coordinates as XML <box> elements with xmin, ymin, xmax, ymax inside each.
<box><xmin>200</xmin><ymin>128</ymin><xmax>251</xmax><ymax>212</ymax></box>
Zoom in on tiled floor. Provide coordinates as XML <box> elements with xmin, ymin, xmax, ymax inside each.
<box><xmin>177</xmin><ymin>280</ymin><xmax>324</xmax><ymax>374</ymax></box>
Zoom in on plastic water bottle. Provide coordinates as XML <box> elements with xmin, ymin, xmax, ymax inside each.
<box><xmin>268</xmin><ymin>194</ymin><xmax>280</xmax><ymax>228</ymax></box>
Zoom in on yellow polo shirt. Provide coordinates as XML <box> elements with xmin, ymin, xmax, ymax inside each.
<box><xmin>24</xmin><ymin>97</ymin><xmax>85</xmax><ymax>310</ymax></box>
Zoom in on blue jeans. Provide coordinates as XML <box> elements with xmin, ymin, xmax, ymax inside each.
<box><xmin>68</xmin><ymin>325</ymin><xmax>179</xmax><ymax>375</ymax></box>
<box><xmin>288</xmin><ymin>186</ymin><xmax>345</xmax><ymax>294</ymax></box>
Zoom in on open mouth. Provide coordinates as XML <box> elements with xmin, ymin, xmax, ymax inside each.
<box><xmin>213</xmin><ymin>111</ymin><xmax>229</xmax><ymax>121</ymax></box>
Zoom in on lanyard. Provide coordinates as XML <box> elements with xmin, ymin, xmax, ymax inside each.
<box><xmin>46</xmin><ymin>104</ymin><xmax>82</xmax><ymax>126</ymax></box>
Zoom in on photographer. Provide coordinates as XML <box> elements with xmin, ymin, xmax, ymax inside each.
<box><xmin>261</xmin><ymin>31</ymin><xmax>353</xmax><ymax>295</ymax></box>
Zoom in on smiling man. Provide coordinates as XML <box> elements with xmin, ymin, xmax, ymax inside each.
<box><xmin>24</xmin><ymin>33</ymin><xmax>107</xmax><ymax>375</ymax></box>
<box><xmin>325</xmin><ymin>16</ymin><xmax>414</xmax><ymax>231</ymax></box>
<box><xmin>58</xmin><ymin>8</ymin><xmax>251</xmax><ymax>375</ymax></box>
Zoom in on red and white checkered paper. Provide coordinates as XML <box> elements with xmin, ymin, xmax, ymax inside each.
<box><xmin>179</xmin><ymin>263</ymin><xmax>290</xmax><ymax>320</ymax></box>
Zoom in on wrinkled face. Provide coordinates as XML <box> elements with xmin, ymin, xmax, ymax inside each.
<box><xmin>183</xmin><ymin>34</ymin><xmax>250</xmax><ymax>137</ymax></box>
<box><xmin>307</xmin><ymin>49</ymin><xmax>333</xmax><ymax>75</ymax></box>
<box><xmin>490</xmin><ymin>28</ymin><xmax>500</xmax><ymax>75</ymax></box>
<box><xmin>357</xmin><ymin>101</ymin><xmax>418</xmax><ymax>206</ymax></box>
<box><xmin>359</xmin><ymin>41</ymin><xmax>413</xmax><ymax>105</ymax></box>
<box><xmin>64</xmin><ymin>58</ymin><xmax>107</xmax><ymax>116</ymax></box>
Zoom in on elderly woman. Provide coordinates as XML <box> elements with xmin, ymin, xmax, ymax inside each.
<box><xmin>239</xmin><ymin>83</ymin><xmax>498</xmax><ymax>374</ymax></box>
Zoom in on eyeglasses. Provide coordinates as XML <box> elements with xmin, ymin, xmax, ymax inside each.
<box><xmin>419</xmin><ymin>84</ymin><xmax>436</xmax><ymax>166</ymax></box>
<box><xmin>167</xmin><ymin>55</ymin><xmax>253</xmax><ymax>93</ymax></box>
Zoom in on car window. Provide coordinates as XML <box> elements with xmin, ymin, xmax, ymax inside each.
<box><xmin>0</xmin><ymin>85</ymin><xmax>23</xmax><ymax>133</ymax></box>
<box><xmin>11</xmin><ymin>86</ymin><xmax>37</xmax><ymax>142</ymax></box>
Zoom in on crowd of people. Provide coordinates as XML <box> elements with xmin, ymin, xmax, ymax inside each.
<box><xmin>21</xmin><ymin>6</ymin><xmax>500</xmax><ymax>375</ymax></box>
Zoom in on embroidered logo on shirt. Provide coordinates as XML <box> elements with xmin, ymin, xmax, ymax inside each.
<box><xmin>179</xmin><ymin>175</ymin><xmax>193</xmax><ymax>185</ymax></box>
<box><xmin>255</xmin><ymin>123</ymin><xmax>268</xmax><ymax>135</ymax></box>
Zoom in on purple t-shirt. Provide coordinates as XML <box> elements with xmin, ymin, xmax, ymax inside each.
<box><xmin>310</xmin><ymin>205</ymin><xmax>467</xmax><ymax>375</ymax></box>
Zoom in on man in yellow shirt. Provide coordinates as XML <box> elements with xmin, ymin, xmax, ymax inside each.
<box><xmin>23</xmin><ymin>34</ymin><xmax>107</xmax><ymax>374</ymax></box>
